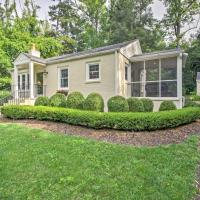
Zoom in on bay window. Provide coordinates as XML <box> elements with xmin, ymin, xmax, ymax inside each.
<box><xmin>131</xmin><ymin>57</ymin><xmax>178</xmax><ymax>98</ymax></box>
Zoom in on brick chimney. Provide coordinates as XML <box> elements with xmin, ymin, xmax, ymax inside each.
<box><xmin>29</xmin><ymin>43</ymin><xmax>41</xmax><ymax>57</ymax></box>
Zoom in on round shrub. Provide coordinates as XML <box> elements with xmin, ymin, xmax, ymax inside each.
<box><xmin>49</xmin><ymin>93</ymin><xmax>66</xmax><ymax>107</ymax></box>
<box><xmin>34</xmin><ymin>96</ymin><xmax>49</xmax><ymax>106</ymax></box>
<box><xmin>66</xmin><ymin>91</ymin><xmax>85</xmax><ymax>109</ymax></box>
<box><xmin>159</xmin><ymin>100</ymin><xmax>177</xmax><ymax>111</ymax></box>
<box><xmin>108</xmin><ymin>96</ymin><xmax>129</xmax><ymax>112</ymax></box>
<box><xmin>141</xmin><ymin>98</ymin><xmax>154</xmax><ymax>112</ymax></box>
<box><xmin>83</xmin><ymin>93</ymin><xmax>104</xmax><ymax>112</ymax></box>
<box><xmin>127</xmin><ymin>98</ymin><xmax>144</xmax><ymax>112</ymax></box>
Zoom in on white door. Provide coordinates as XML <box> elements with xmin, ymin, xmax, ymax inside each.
<box><xmin>18</xmin><ymin>73</ymin><xmax>30</xmax><ymax>98</ymax></box>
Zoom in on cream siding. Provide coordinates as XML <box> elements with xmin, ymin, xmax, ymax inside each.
<box><xmin>45</xmin><ymin>53</ymin><xmax>116</xmax><ymax>108</ymax></box>
<box><xmin>117</xmin><ymin>52</ymin><xmax>130</xmax><ymax>97</ymax></box>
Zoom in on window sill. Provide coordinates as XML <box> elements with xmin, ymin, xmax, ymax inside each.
<box><xmin>85</xmin><ymin>80</ymin><xmax>101</xmax><ymax>84</ymax></box>
<box><xmin>57</xmin><ymin>88</ymin><xmax>69</xmax><ymax>91</ymax></box>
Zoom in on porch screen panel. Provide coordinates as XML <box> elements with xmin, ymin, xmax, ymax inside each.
<box><xmin>145</xmin><ymin>59</ymin><xmax>159</xmax><ymax>97</ymax></box>
<box><xmin>131</xmin><ymin>61</ymin><xmax>144</xmax><ymax>97</ymax></box>
<box><xmin>161</xmin><ymin>57</ymin><xmax>177</xmax><ymax>97</ymax></box>
<box><xmin>131</xmin><ymin>57</ymin><xmax>178</xmax><ymax>98</ymax></box>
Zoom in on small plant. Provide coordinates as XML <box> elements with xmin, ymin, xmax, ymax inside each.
<box><xmin>83</xmin><ymin>93</ymin><xmax>104</xmax><ymax>112</ymax></box>
<box><xmin>108</xmin><ymin>96</ymin><xmax>129</xmax><ymax>112</ymax></box>
<box><xmin>141</xmin><ymin>98</ymin><xmax>154</xmax><ymax>112</ymax></box>
<box><xmin>127</xmin><ymin>98</ymin><xmax>144</xmax><ymax>112</ymax></box>
<box><xmin>66</xmin><ymin>91</ymin><xmax>85</xmax><ymax>109</ymax></box>
<box><xmin>34</xmin><ymin>96</ymin><xmax>49</xmax><ymax>106</ymax></box>
<box><xmin>159</xmin><ymin>100</ymin><xmax>177</xmax><ymax>111</ymax></box>
<box><xmin>49</xmin><ymin>93</ymin><xmax>66</xmax><ymax>107</ymax></box>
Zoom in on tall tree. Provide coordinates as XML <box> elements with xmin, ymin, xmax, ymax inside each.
<box><xmin>108</xmin><ymin>0</ymin><xmax>166</xmax><ymax>51</ymax></box>
<box><xmin>162</xmin><ymin>0</ymin><xmax>200</xmax><ymax>47</ymax></box>
<box><xmin>49</xmin><ymin>0</ymin><xmax>109</xmax><ymax>51</ymax></box>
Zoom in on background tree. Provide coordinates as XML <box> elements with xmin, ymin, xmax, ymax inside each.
<box><xmin>162</xmin><ymin>0</ymin><xmax>200</xmax><ymax>47</ymax></box>
<box><xmin>107</xmin><ymin>0</ymin><xmax>166</xmax><ymax>51</ymax></box>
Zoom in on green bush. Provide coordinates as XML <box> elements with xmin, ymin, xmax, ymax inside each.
<box><xmin>2</xmin><ymin>106</ymin><xmax>200</xmax><ymax>131</ymax></box>
<box><xmin>108</xmin><ymin>96</ymin><xmax>129</xmax><ymax>112</ymax></box>
<box><xmin>83</xmin><ymin>93</ymin><xmax>104</xmax><ymax>112</ymax></box>
<box><xmin>0</xmin><ymin>77</ymin><xmax>11</xmax><ymax>90</ymax></box>
<box><xmin>141</xmin><ymin>98</ymin><xmax>154</xmax><ymax>112</ymax></box>
<box><xmin>127</xmin><ymin>98</ymin><xmax>144</xmax><ymax>112</ymax></box>
<box><xmin>66</xmin><ymin>92</ymin><xmax>85</xmax><ymax>109</ymax></box>
<box><xmin>34</xmin><ymin>96</ymin><xmax>49</xmax><ymax>106</ymax></box>
<box><xmin>184</xmin><ymin>99</ymin><xmax>200</xmax><ymax>108</ymax></box>
<box><xmin>159</xmin><ymin>101</ymin><xmax>177</xmax><ymax>111</ymax></box>
<box><xmin>190</xmin><ymin>95</ymin><xmax>200</xmax><ymax>101</ymax></box>
<box><xmin>49</xmin><ymin>93</ymin><xmax>66</xmax><ymax>107</ymax></box>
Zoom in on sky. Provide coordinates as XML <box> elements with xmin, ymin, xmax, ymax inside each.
<box><xmin>34</xmin><ymin>0</ymin><xmax>166</xmax><ymax>20</ymax></box>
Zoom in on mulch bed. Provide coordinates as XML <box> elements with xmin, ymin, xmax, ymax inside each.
<box><xmin>1</xmin><ymin>117</ymin><xmax>200</xmax><ymax>147</ymax></box>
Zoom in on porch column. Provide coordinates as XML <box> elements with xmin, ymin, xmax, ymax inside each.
<box><xmin>177</xmin><ymin>53</ymin><xmax>183</xmax><ymax>108</ymax></box>
<box><xmin>29</xmin><ymin>61</ymin><xmax>34</xmax><ymax>99</ymax></box>
<box><xmin>14</xmin><ymin>65</ymin><xmax>18</xmax><ymax>99</ymax></box>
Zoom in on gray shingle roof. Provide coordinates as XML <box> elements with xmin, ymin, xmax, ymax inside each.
<box><xmin>46</xmin><ymin>40</ymin><xmax>138</xmax><ymax>63</ymax></box>
<box><xmin>23</xmin><ymin>53</ymin><xmax>46</xmax><ymax>64</ymax></box>
<box><xmin>133</xmin><ymin>48</ymin><xmax>183</xmax><ymax>57</ymax></box>
<box><xmin>22</xmin><ymin>40</ymin><xmax>138</xmax><ymax>65</ymax></box>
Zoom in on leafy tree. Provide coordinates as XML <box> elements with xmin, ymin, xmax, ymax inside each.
<box><xmin>107</xmin><ymin>0</ymin><xmax>166</xmax><ymax>51</ymax></box>
<box><xmin>183</xmin><ymin>35</ymin><xmax>200</xmax><ymax>94</ymax></box>
<box><xmin>0</xmin><ymin>0</ymin><xmax>71</xmax><ymax>81</ymax></box>
<box><xmin>162</xmin><ymin>0</ymin><xmax>200</xmax><ymax>47</ymax></box>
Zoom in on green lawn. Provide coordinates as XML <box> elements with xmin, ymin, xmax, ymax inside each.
<box><xmin>0</xmin><ymin>124</ymin><xmax>199</xmax><ymax>200</ymax></box>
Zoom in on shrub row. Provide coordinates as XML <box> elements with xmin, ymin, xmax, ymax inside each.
<box><xmin>35</xmin><ymin>92</ymin><xmax>177</xmax><ymax>112</ymax></box>
<box><xmin>35</xmin><ymin>92</ymin><xmax>104</xmax><ymax>112</ymax></box>
<box><xmin>1</xmin><ymin>105</ymin><xmax>200</xmax><ymax>131</ymax></box>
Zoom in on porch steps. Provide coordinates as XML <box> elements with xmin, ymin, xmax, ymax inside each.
<box><xmin>3</xmin><ymin>99</ymin><xmax>35</xmax><ymax>106</ymax></box>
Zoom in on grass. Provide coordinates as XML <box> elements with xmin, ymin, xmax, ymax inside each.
<box><xmin>0</xmin><ymin>124</ymin><xmax>199</xmax><ymax>200</ymax></box>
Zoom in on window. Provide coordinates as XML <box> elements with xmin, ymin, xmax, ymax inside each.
<box><xmin>22</xmin><ymin>74</ymin><xmax>26</xmax><ymax>90</ymax></box>
<box><xmin>86</xmin><ymin>63</ymin><xmax>100</xmax><ymax>81</ymax></box>
<box><xmin>18</xmin><ymin>75</ymin><xmax>20</xmax><ymax>90</ymax></box>
<box><xmin>27</xmin><ymin>74</ymin><xmax>30</xmax><ymax>90</ymax></box>
<box><xmin>125</xmin><ymin>64</ymin><xmax>128</xmax><ymax>81</ymax></box>
<box><xmin>59</xmin><ymin>68</ymin><xmax>68</xmax><ymax>89</ymax></box>
<box><xmin>131</xmin><ymin>57</ymin><xmax>178</xmax><ymax>98</ymax></box>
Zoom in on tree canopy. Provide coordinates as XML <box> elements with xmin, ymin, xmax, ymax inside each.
<box><xmin>0</xmin><ymin>0</ymin><xmax>200</xmax><ymax>93</ymax></box>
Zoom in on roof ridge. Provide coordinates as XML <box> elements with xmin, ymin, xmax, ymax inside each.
<box><xmin>46</xmin><ymin>39</ymin><xmax>138</xmax><ymax>61</ymax></box>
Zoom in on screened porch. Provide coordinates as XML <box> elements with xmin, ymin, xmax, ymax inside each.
<box><xmin>128</xmin><ymin>50</ymin><xmax>187</xmax><ymax>101</ymax></box>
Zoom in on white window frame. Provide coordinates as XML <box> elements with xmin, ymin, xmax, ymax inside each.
<box><xmin>58</xmin><ymin>66</ymin><xmax>69</xmax><ymax>90</ymax></box>
<box><xmin>18</xmin><ymin>73</ymin><xmax>29</xmax><ymax>91</ymax></box>
<box><xmin>86</xmin><ymin>62</ymin><xmax>101</xmax><ymax>82</ymax></box>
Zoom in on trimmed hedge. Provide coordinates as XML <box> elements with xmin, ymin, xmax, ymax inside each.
<box><xmin>49</xmin><ymin>93</ymin><xmax>66</xmax><ymax>107</ymax></box>
<box><xmin>66</xmin><ymin>92</ymin><xmax>85</xmax><ymax>109</ymax></box>
<box><xmin>108</xmin><ymin>96</ymin><xmax>129</xmax><ymax>112</ymax></box>
<box><xmin>83</xmin><ymin>93</ymin><xmax>104</xmax><ymax>112</ymax></box>
<box><xmin>127</xmin><ymin>98</ymin><xmax>144</xmax><ymax>112</ymax></box>
<box><xmin>159</xmin><ymin>100</ymin><xmax>177</xmax><ymax>111</ymax></box>
<box><xmin>2</xmin><ymin>105</ymin><xmax>200</xmax><ymax>131</ymax></box>
<box><xmin>34</xmin><ymin>96</ymin><xmax>49</xmax><ymax>106</ymax></box>
<box><xmin>141</xmin><ymin>99</ymin><xmax>154</xmax><ymax>112</ymax></box>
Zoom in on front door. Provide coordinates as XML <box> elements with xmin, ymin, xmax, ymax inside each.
<box><xmin>36</xmin><ymin>72</ymin><xmax>43</xmax><ymax>96</ymax></box>
<box><xmin>18</xmin><ymin>73</ymin><xmax>29</xmax><ymax>98</ymax></box>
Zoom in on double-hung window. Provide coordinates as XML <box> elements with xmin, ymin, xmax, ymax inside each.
<box><xmin>86</xmin><ymin>63</ymin><xmax>100</xmax><ymax>81</ymax></box>
<box><xmin>59</xmin><ymin>67</ymin><xmax>69</xmax><ymax>89</ymax></box>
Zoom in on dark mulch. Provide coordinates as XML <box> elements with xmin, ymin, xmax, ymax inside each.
<box><xmin>1</xmin><ymin>117</ymin><xmax>200</xmax><ymax>147</ymax></box>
